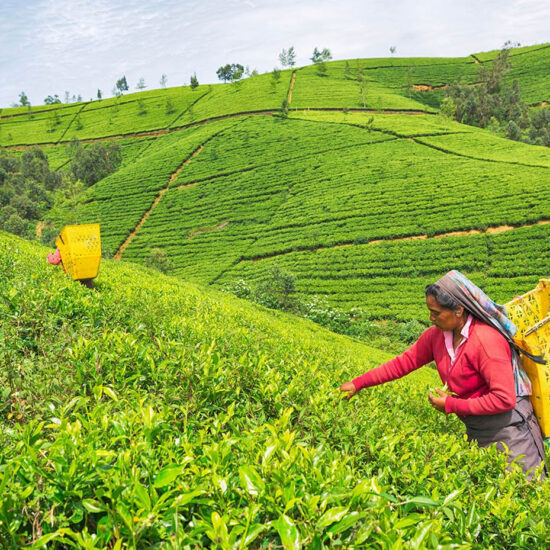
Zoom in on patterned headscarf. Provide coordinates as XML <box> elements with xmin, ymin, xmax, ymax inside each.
<box><xmin>434</xmin><ymin>270</ymin><xmax>544</xmax><ymax>397</ymax></box>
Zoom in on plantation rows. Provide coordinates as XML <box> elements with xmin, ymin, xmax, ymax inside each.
<box><xmin>242</xmin><ymin>137</ymin><xmax>549</xmax><ymax>259</ymax></box>
<box><xmin>289</xmin><ymin>110</ymin><xmax>474</xmax><ymax>136</ymax></box>
<box><xmin>361</xmin><ymin>60</ymin><xmax>478</xmax><ymax>91</ymax></box>
<box><xmin>291</xmin><ymin>110</ymin><xmax>550</xmax><ymax>165</ymax></box>
<box><xmin>0</xmin><ymin>88</ymin><xmax>208</xmax><ymax>147</ymax></box>
<box><xmin>104</xmin><ymin>114</ymin><xmax>549</xmax><ymax>286</ymax></box>
<box><xmin>415</xmin><ymin>132</ymin><xmax>550</xmax><ymax>167</ymax></box>
<box><xmin>2</xmin><ymin>232</ymin><xmax>550</xmax><ymax>548</ymax></box>
<box><xmin>0</xmin><ymin>104</ymin><xmax>82</xmax><ymax>146</ymax></box>
<box><xmin>0</xmin><ymin>72</ymin><xmax>289</xmax><ymax>147</ymax></box>
<box><xmin>49</xmin><ymin>121</ymin><xmax>236</xmax><ymax>254</ymax></box>
<box><xmin>290</xmin><ymin>65</ymin><xmax>434</xmax><ymax>111</ymax></box>
<box><xmin>473</xmin><ymin>44</ymin><xmax>550</xmax><ymax>104</ymax></box>
<box><xmin>174</xmin><ymin>71</ymin><xmax>291</xmax><ymax>125</ymax></box>
<box><xmin>218</xmin><ymin>224</ymin><xmax>550</xmax><ymax>320</ymax></box>
<box><xmin>172</xmin><ymin>116</ymin><xmax>393</xmax><ymax>184</ymax></box>
<box><xmin>119</xmin><ymin>117</ymin><xmax>403</xmax><ymax>278</ymax></box>
<box><xmin>503</xmin><ymin>46</ymin><xmax>550</xmax><ymax>105</ymax></box>
<box><xmin>2</xmin><ymin>44</ymin><xmax>549</xmax><ymax>148</ymax></box>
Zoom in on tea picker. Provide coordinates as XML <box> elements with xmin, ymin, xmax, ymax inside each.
<box><xmin>46</xmin><ymin>224</ymin><xmax>101</xmax><ymax>289</ymax></box>
<box><xmin>340</xmin><ymin>271</ymin><xmax>549</xmax><ymax>480</ymax></box>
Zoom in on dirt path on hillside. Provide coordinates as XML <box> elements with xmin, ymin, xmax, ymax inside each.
<box><xmin>413</xmin><ymin>84</ymin><xmax>447</xmax><ymax>91</ymax></box>
<box><xmin>189</xmin><ymin>221</ymin><xmax>228</xmax><ymax>239</ymax></box>
<box><xmin>246</xmin><ymin>219</ymin><xmax>550</xmax><ymax>263</ymax></box>
<box><xmin>287</xmin><ymin>72</ymin><xmax>297</xmax><ymax>105</ymax></box>
<box><xmin>114</xmin><ymin>145</ymin><xmax>204</xmax><ymax>260</ymax></box>
<box><xmin>35</xmin><ymin>221</ymin><xmax>45</xmax><ymax>240</ymax></box>
<box><xmin>2</xmin><ymin>108</ymin><xmax>430</xmax><ymax>151</ymax></box>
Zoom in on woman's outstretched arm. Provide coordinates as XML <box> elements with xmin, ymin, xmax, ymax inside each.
<box><xmin>340</xmin><ymin>326</ymin><xmax>436</xmax><ymax>399</ymax></box>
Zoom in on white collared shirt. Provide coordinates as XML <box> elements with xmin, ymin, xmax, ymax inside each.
<box><xmin>444</xmin><ymin>314</ymin><xmax>473</xmax><ymax>365</ymax></box>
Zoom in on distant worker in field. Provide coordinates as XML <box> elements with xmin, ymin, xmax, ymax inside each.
<box><xmin>47</xmin><ymin>247</ymin><xmax>63</xmax><ymax>268</ymax></box>
<box><xmin>47</xmin><ymin>246</ymin><xmax>94</xmax><ymax>288</ymax></box>
<box><xmin>340</xmin><ymin>270</ymin><xmax>546</xmax><ymax>479</ymax></box>
<box><xmin>46</xmin><ymin>223</ymin><xmax>101</xmax><ymax>289</ymax></box>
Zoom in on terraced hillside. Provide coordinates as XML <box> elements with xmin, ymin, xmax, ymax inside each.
<box><xmin>1</xmin><ymin>44</ymin><xmax>549</xmax><ymax>324</ymax></box>
<box><xmin>2</xmin><ymin>231</ymin><xmax>550</xmax><ymax>548</ymax></box>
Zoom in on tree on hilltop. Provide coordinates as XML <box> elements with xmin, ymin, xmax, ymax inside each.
<box><xmin>311</xmin><ymin>47</ymin><xmax>331</xmax><ymax>64</ymax></box>
<box><xmin>279</xmin><ymin>46</ymin><xmax>296</xmax><ymax>68</ymax></box>
<box><xmin>190</xmin><ymin>73</ymin><xmax>199</xmax><ymax>90</ymax></box>
<box><xmin>44</xmin><ymin>94</ymin><xmax>61</xmax><ymax>105</ymax></box>
<box><xmin>160</xmin><ymin>74</ymin><xmax>168</xmax><ymax>88</ymax></box>
<box><xmin>18</xmin><ymin>91</ymin><xmax>30</xmax><ymax>107</ymax></box>
<box><xmin>271</xmin><ymin>67</ymin><xmax>281</xmax><ymax>92</ymax></box>
<box><xmin>216</xmin><ymin>64</ymin><xmax>244</xmax><ymax>83</ymax></box>
<box><xmin>115</xmin><ymin>76</ymin><xmax>129</xmax><ymax>96</ymax></box>
<box><xmin>136</xmin><ymin>77</ymin><xmax>147</xmax><ymax>90</ymax></box>
<box><xmin>311</xmin><ymin>47</ymin><xmax>332</xmax><ymax>76</ymax></box>
<box><xmin>97</xmin><ymin>89</ymin><xmax>102</xmax><ymax>100</ymax></box>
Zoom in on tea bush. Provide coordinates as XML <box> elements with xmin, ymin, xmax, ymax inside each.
<box><xmin>1</xmin><ymin>231</ymin><xmax>549</xmax><ymax>548</ymax></box>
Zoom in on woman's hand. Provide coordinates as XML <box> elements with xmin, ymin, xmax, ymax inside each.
<box><xmin>428</xmin><ymin>388</ymin><xmax>448</xmax><ymax>413</ymax></box>
<box><xmin>339</xmin><ymin>381</ymin><xmax>357</xmax><ymax>400</ymax></box>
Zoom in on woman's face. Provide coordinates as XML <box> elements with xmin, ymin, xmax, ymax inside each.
<box><xmin>426</xmin><ymin>294</ymin><xmax>464</xmax><ymax>331</ymax></box>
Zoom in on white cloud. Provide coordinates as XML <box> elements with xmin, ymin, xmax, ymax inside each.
<box><xmin>0</xmin><ymin>0</ymin><xmax>548</xmax><ymax>107</ymax></box>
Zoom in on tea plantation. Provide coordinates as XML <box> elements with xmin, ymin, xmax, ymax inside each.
<box><xmin>2</xmin><ymin>43</ymin><xmax>550</xmax><ymax>547</ymax></box>
<box><xmin>2</xmin><ymin>231</ymin><xmax>550</xmax><ymax>548</ymax></box>
<box><xmin>2</xmin><ymin>43</ymin><xmax>549</xmax><ymax>321</ymax></box>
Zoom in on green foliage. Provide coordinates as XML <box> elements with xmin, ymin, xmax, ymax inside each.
<box><xmin>1</xmin><ymin>232</ymin><xmax>549</xmax><ymax>548</ymax></box>
<box><xmin>115</xmin><ymin>75</ymin><xmax>129</xmax><ymax>95</ymax></box>
<box><xmin>18</xmin><ymin>91</ymin><xmax>30</xmax><ymax>107</ymax></box>
<box><xmin>279</xmin><ymin>46</ymin><xmax>296</xmax><ymax>68</ymax></box>
<box><xmin>145</xmin><ymin>248</ymin><xmax>174</xmax><ymax>273</ymax></box>
<box><xmin>216</xmin><ymin>63</ymin><xmax>244</xmax><ymax>83</ymax></box>
<box><xmin>190</xmin><ymin>72</ymin><xmax>199</xmax><ymax>90</ymax></box>
<box><xmin>70</xmin><ymin>140</ymin><xmax>122</xmax><ymax>187</ymax></box>
<box><xmin>0</xmin><ymin>148</ymin><xmax>62</xmax><ymax>238</ymax></box>
<box><xmin>443</xmin><ymin>45</ymin><xmax>550</xmax><ymax>147</ymax></box>
<box><xmin>252</xmin><ymin>266</ymin><xmax>297</xmax><ymax>310</ymax></box>
<box><xmin>399</xmin><ymin>319</ymin><xmax>425</xmax><ymax>344</ymax></box>
<box><xmin>44</xmin><ymin>94</ymin><xmax>62</xmax><ymax>105</ymax></box>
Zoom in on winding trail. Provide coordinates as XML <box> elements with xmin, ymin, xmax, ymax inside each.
<box><xmin>1</xmin><ymin>108</ymin><xmax>431</xmax><ymax>151</ymax></box>
<box><xmin>242</xmin><ymin>219</ymin><xmax>550</xmax><ymax>263</ymax></box>
<box><xmin>287</xmin><ymin>71</ymin><xmax>297</xmax><ymax>105</ymax></box>
<box><xmin>114</xmin><ymin>145</ymin><xmax>204</xmax><ymax>260</ymax></box>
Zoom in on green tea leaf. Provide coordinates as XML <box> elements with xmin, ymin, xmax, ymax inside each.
<box><xmin>153</xmin><ymin>462</ymin><xmax>189</xmax><ymax>488</ymax></box>
<box><xmin>239</xmin><ymin>465</ymin><xmax>265</xmax><ymax>496</ymax></box>
<box><xmin>318</xmin><ymin>506</ymin><xmax>348</xmax><ymax>528</ymax></box>
<box><xmin>276</xmin><ymin>514</ymin><xmax>300</xmax><ymax>549</ymax></box>
<box><xmin>82</xmin><ymin>498</ymin><xmax>105</xmax><ymax>513</ymax></box>
<box><xmin>327</xmin><ymin>511</ymin><xmax>364</xmax><ymax>535</ymax></box>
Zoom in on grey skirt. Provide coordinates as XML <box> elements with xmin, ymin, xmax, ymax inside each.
<box><xmin>461</xmin><ymin>396</ymin><xmax>547</xmax><ymax>480</ymax></box>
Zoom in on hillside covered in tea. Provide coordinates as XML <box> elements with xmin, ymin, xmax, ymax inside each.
<box><xmin>1</xmin><ymin>43</ymin><xmax>549</xmax><ymax>322</ymax></box>
<box><xmin>1</xmin><ymin>231</ymin><xmax>550</xmax><ymax>548</ymax></box>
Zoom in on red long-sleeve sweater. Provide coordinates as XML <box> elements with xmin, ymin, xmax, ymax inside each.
<box><xmin>352</xmin><ymin>318</ymin><xmax>516</xmax><ymax>417</ymax></box>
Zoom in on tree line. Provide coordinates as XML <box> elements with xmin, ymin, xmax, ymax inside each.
<box><xmin>441</xmin><ymin>42</ymin><xmax>550</xmax><ymax>147</ymax></box>
<box><xmin>0</xmin><ymin>141</ymin><xmax>121</xmax><ymax>242</ymax></box>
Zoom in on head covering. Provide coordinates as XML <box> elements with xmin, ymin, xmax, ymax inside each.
<box><xmin>434</xmin><ymin>270</ymin><xmax>545</xmax><ymax>397</ymax></box>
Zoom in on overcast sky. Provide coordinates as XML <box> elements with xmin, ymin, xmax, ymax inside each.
<box><xmin>0</xmin><ymin>0</ymin><xmax>549</xmax><ymax>108</ymax></box>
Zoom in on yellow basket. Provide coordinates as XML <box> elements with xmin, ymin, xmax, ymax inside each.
<box><xmin>55</xmin><ymin>224</ymin><xmax>101</xmax><ymax>281</ymax></box>
<box><xmin>505</xmin><ymin>280</ymin><xmax>550</xmax><ymax>437</ymax></box>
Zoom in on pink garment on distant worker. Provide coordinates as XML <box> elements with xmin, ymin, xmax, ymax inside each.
<box><xmin>47</xmin><ymin>248</ymin><xmax>62</xmax><ymax>265</ymax></box>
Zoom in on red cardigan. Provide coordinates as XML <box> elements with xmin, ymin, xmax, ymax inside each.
<box><xmin>352</xmin><ymin>318</ymin><xmax>516</xmax><ymax>417</ymax></box>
